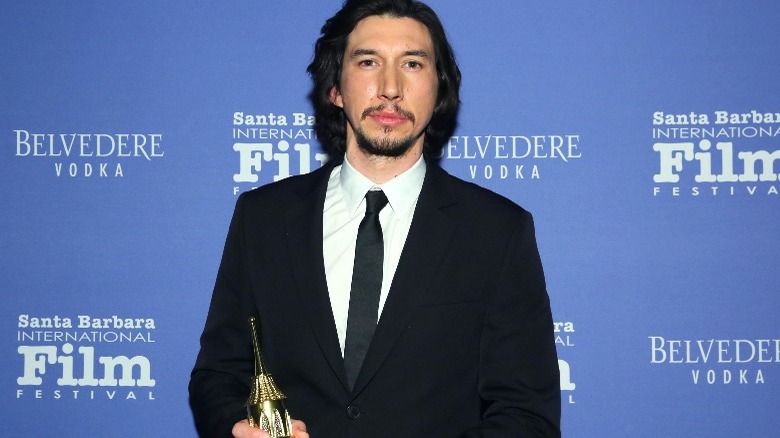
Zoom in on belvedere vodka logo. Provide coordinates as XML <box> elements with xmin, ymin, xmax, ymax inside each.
<box><xmin>232</xmin><ymin>111</ymin><xmax>328</xmax><ymax>195</ymax></box>
<box><xmin>16</xmin><ymin>313</ymin><xmax>157</xmax><ymax>401</ymax></box>
<box><xmin>649</xmin><ymin>335</ymin><xmax>778</xmax><ymax>385</ymax></box>
<box><xmin>436</xmin><ymin>134</ymin><xmax>582</xmax><ymax>183</ymax></box>
<box><xmin>14</xmin><ymin>130</ymin><xmax>164</xmax><ymax>178</ymax></box>
<box><xmin>651</xmin><ymin>110</ymin><xmax>780</xmax><ymax>197</ymax></box>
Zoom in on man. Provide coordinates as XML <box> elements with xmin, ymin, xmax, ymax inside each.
<box><xmin>189</xmin><ymin>0</ymin><xmax>561</xmax><ymax>437</ymax></box>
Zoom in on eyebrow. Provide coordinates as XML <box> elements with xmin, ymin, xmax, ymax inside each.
<box><xmin>349</xmin><ymin>48</ymin><xmax>431</xmax><ymax>59</ymax></box>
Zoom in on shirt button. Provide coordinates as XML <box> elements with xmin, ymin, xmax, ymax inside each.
<box><xmin>346</xmin><ymin>404</ymin><xmax>361</xmax><ymax>420</ymax></box>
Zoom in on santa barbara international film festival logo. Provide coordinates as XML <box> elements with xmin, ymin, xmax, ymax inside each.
<box><xmin>13</xmin><ymin>130</ymin><xmax>164</xmax><ymax>178</ymax></box>
<box><xmin>15</xmin><ymin>313</ymin><xmax>157</xmax><ymax>401</ymax></box>
<box><xmin>555</xmin><ymin>321</ymin><xmax>577</xmax><ymax>405</ymax></box>
<box><xmin>230</xmin><ymin>110</ymin><xmax>584</xmax><ymax>194</ymax></box>
<box><xmin>649</xmin><ymin>335</ymin><xmax>778</xmax><ymax>385</ymax></box>
<box><xmin>651</xmin><ymin>109</ymin><xmax>780</xmax><ymax>197</ymax></box>
<box><xmin>231</xmin><ymin>111</ymin><xmax>328</xmax><ymax>195</ymax></box>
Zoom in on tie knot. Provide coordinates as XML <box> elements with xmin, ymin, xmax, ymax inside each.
<box><xmin>364</xmin><ymin>190</ymin><xmax>389</xmax><ymax>214</ymax></box>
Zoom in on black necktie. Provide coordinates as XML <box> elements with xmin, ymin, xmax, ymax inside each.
<box><xmin>344</xmin><ymin>190</ymin><xmax>389</xmax><ymax>390</ymax></box>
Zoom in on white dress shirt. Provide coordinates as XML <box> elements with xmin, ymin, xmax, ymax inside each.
<box><xmin>322</xmin><ymin>155</ymin><xmax>426</xmax><ymax>355</ymax></box>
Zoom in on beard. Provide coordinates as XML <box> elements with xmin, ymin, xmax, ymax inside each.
<box><xmin>353</xmin><ymin>126</ymin><xmax>419</xmax><ymax>158</ymax></box>
<box><xmin>353</xmin><ymin>104</ymin><xmax>420</xmax><ymax>157</ymax></box>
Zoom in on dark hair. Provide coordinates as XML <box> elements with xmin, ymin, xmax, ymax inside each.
<box><xmin>307</xmin><ymin>0</ymin><xmax>461</xmax><ymax>156</ymax></box>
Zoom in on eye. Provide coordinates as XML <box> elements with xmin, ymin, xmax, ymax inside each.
<box><xmin>358</xmin><ymin>59</ymin><xmax>376</xmax><ymax>67</ymax></box>
<box><xmin>405</xmin><ymin>60</ymin><xmax>423</xmax><ymax>70</ymax></box>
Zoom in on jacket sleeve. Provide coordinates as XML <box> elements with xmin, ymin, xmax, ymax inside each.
<box><xmin>189</xmin><ymin>192</ymin><xmax>256</xmax><ymax>437</ymax></box>
<box><xmin>462</xmin><ymin>212</ymin><xmax>562</xmax><ymax>437</ymax></box>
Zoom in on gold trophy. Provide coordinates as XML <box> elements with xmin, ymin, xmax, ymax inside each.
<box><xmin>246</xmin><ymin>317</ymin><xmax>294</xmax><ymax>438</ymax></box>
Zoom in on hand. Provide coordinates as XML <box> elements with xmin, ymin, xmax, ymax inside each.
<box><xmin>232</xmin><ymin>419</ymin><xmax>309</xmax><ymax>438</ymax></box>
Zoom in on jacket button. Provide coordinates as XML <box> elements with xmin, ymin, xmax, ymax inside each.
<box><xmin>346</xmin><ymin>404</ymin><xmax>361</xmax><ymax>420</ymax></box>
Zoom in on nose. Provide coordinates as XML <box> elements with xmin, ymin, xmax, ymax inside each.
<box><xmin>379</xmin><ymin>66</ymin><xmax>402</xmax><ymax>102</ymax></box>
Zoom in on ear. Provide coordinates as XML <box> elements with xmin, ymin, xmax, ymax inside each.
<box><xmin>329</xmin><ymin>86</ymin><xmax>343</xmax><ymax>108</ymax></box>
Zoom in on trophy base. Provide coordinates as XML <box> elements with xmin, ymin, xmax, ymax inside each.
<box><xmin>247</xmin><ymin>399</ymin><xmax>293</xmax><ymax>438</ymax></box>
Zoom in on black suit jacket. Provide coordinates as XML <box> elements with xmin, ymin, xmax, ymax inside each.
<box><xmin>189</xmin><ymin>159</ymin><xmax>561</xmax><ymax>437</ymax></box>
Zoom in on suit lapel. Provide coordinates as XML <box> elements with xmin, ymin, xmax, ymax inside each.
<box><xmin>351</xmin><ymin>165</ymin><xmax>458</xmax><ymax>394</ymax></box>
<box><xmin>284</xmin><ymin>161</ymin><xmax>350</xmax><ymax>391</ymax></box>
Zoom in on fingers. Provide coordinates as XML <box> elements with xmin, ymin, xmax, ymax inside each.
<box><xmin>233</xmin><ymin>419</ymin><xmax>307</xmax><ymax>438</ymax></box>
<box><xmin>292</xmin><ymin>419</ymin><xmax>309</xmax><ymax>438</ymax></box>
<box><xmin>232</xmin><ymin>419</ymin><xmax>268</xmax><ymax>438</ymax></box>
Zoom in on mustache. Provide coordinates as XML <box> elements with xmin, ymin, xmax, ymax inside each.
<box><xmin>360</xmin><ymin>104</ymin><xmax>416</xmax><ymax>124</ymax></box>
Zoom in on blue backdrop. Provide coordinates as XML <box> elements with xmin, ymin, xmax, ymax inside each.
<box><xmin>3</xmin><ymin>1</ymin><xmax>779</xmax><ymax>436</ymax></box>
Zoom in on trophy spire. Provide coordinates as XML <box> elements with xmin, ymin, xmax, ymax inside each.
<box><xmin>246</xmin><ymin>317</ymin><xmax>293</xmax><ymax>438</ymax></box>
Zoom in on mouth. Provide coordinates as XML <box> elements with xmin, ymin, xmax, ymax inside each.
<box><xmin>361</xmin><ymin>104</ymin><xmax>416</xmax><ymax>127</ymax></box>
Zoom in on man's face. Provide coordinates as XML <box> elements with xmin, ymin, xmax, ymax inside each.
<box><xmin>330</xmin><ymin>15</ymin><xmax>439</xmax><ymax>157</ymax></box>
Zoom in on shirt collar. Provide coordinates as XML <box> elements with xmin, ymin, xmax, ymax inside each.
<box><xmin>340</xmin><ymin>154</ymin><xmax>426</xmax><ymax>222</ymax></box>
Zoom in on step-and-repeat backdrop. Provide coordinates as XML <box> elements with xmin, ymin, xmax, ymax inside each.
<box><xmin>3</xmin><ymin>1</ymin><xmax>778</xmax><ymax>436</ymax></box>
